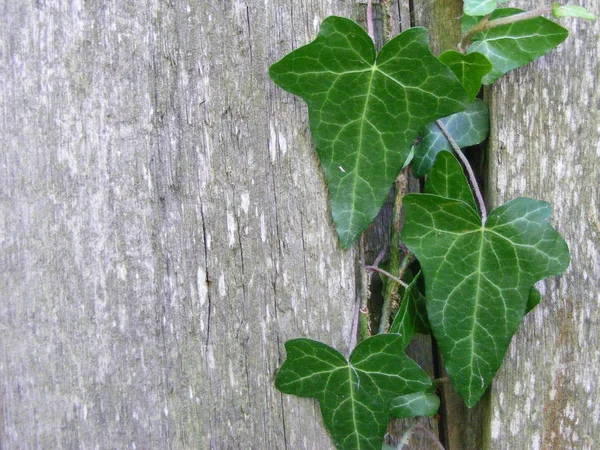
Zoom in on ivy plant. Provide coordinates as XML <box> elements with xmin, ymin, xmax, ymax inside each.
<box><xmin>270</xmin><ymin>2</ymin><xmax>593</xmax><ymax>449</ymax></box>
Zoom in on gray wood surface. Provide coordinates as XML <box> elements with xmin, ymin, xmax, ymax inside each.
<box><xmin>0</xmin><ymin>1</ymin><xmax>359</xmax><ymax>449</ymax></box>
<box><xmin>3</xmin><ymin>1</ymin><xmax>597</xmax><ymax>449</ymax></box>
<box><xmin>484</xmin><ymin>1</ymin><xmax>600</xmax><ymax>448</ymax></box>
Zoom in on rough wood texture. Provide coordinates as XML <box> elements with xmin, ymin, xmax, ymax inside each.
<box><xmin>484</xmin><ymin>1</ymin><xmax>600</xmax><ymax>449</ymax></box>
<box><xmin>0</xmin><ymin>1</ymin><xmax>358</xmax><ymax>449</ymax></box>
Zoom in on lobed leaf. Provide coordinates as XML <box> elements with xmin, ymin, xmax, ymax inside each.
<box><xmin>402</xmin><ymin>153</ymin><xmax>570</xmax><ymax>406</ymax></box>
<box><xmin>275</xmin><ymin>335</ymin><xmax>434</xmax><ymax>449</ymax></box>
<box><xmin>467</xmin><ymin>8</ymin><xmax>569</xmax><ymax>85</ymax></box>
<box><xmin>426</xmin><ymin>152</ymin><xmax>541</xmax><ymax>315</ymax></box>
<box><xmin>412</xmin><ymin>100</ymin><xmax>489</xmax><ymax>178</ymax></box>
<box><xmin>403</xmin><ymin>194</ymin><xmax>570</xmax><ymax>406</ymax></box>
<box><xmin>270</xmin><ymin>16</ymin><xmax>469</xmax><ymax>247</ymax></box>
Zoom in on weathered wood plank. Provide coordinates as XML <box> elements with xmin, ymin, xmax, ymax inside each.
<box><xmin>484</xmin><ymin>1</ymin><xmax>600</xmax><ymax>449</ymax></box>
<box><xmin>0</xmin><ymin>1</ymin><xmax>358</xmax><ymax>449</ymax></box>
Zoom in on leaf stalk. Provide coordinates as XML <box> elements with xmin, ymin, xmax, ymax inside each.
<box><xmin>460</xmin><ymin>6</ymin><xmax>553</xmax><ymax>51</ymax></box>
<box><xmin>365</xmin><ymin>265</ymin><xmax>410</xmax><ymax>289</ymax></box>
<box><xmin>435</xmin><ymin>119</ymin><xmax>487</xmax><ymax>222</ymax></box>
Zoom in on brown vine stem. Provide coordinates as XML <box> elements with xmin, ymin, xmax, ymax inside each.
<box><xmin>415</xmin><ymin>423</ymin><xmax>446</xmax><ymax>450</ymax></box>
<box><xmin>459</xmin><ymin>5</ymin><xmax>553</xmax><ymax>51</ymax></box>
<box><xmin>435</xmin><ymin>119</ymin><xmax>488</xmax><ymax>223</ymax></box>
<box><xmin>365</xmin><ymin>265</ymin><xmax>410</xmax><ymax>289</ymax></box>
<box><xmin>377</xmin><ymin>168</ymin><xmax>412</xmax><ymax>334</ymax></box>
<box><xmin>397</xmin><ymin>419</ymin><xmax>418</xmax><ymax>450</ymax></box>
<box><xmin>351</xmin><ymin>236</ymin><xmax>371</xmax><ymax>351</ymax></box>
<box><xmin>398</xmin><ymin>419</ymin><xmax>446</xmax><ymax>450</ymax></box>
<box><xmin>434</xmin><ymin>376</ymin><xmax>451</xmax><ymax>387</ymax></box>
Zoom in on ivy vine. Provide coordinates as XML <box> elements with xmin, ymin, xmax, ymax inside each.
<box><xmin>270</xmin><ymin>2</ymin><xmax>594</xmax><ymax>449</ymax></box>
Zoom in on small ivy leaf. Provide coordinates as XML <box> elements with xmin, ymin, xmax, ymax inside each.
<box><xmin>424</xmin><ymin>150</ymin><xmax>478</xmax><ymax>211</ymax></box>
<box><xmin>526</xmin><ymin>286</ymin><xmax>542</xmax><ymax>314</ymax></box>
<box><xmin>552</xmin><ymin>3</ymin><xmax>596</xmax><ymax>20</ymax></box>
<box><xmin>402</xmin><ymin>190</ymin><xmax>570</xmax><ymax>407</ymax></box>
<box><xmin>467</xmin><ymin>8</ymin><xmax>569</xmax><ymax>85</ymax></box>
<box><xmin>439</xmin><ymin>51</ymin><xmax>492</xmax><ymax>101</ymax></box>
<box><xmin>389</xmin><ymin>272</ymin><xmax>430</xmax><ymax>345</ymax></box>
<box><xmin>275</xmin><ymin>335</ymin><xmax>434</xmax><ymax>449</ymax></box>
<box><xmin>463</xmin><ymin>0</ymin><xmax>509</xmax><ymax>17</ymax></box>
<box><xmin>269</xmin><ymin>16</ymin><xmax>470</xmax><ymax>248</ymax></box>
<box><xmin>412</xmin><ymin>100</ymin><xmax>489</xmax><ymax>178</ymax></box>
<box><xmin>389</xmin><ymin>392</ymin><xmax>441</xmax><ymax>419</ymax></box>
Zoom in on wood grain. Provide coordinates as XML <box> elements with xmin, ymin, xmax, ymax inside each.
<box><xmin>0</xmin><ymin>1</ymin><xmax>358</xmax><ymax>448</ymax></box>
<box><xmin>484</xmin><ymin>1</ymin><xmax>600</xmax><ymax>449</ymax></box>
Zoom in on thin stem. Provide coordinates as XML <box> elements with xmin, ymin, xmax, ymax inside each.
<box><xmin>373</xmin><ymin>247</ymin><xmax>387</xmax><ymax>267</ymax></box>
<box><xmin>351</xmin><ymin>236</ymin><xmax>370</xmax><ymax>352</ymax></box>
<box><xmin>377</xmin><ymin>169</ymin><xmax>410</xmax><ymax>334</ymax></box>
<box><xmin>435</xmin><ymin>119</ymin><xmax>487</xmax><ymax>223</ymax></box>
<box><xmin>460</xmin><ymin>6</ymin><xmax>553</xmax><ymax>51</ymax></box>
<box><xmin>434</xmin><ymin>376</ymin><xmax>451</xmax><ymax>388</ymax></box>
<box><xmin>350</xmin><ymin>301</ymin><xmax>360</xmax><ymax>351</ymax></box>
<box><xmin>396</xmin><ymin>419</ymin><xmax>418</xmax><ymax>450</ymax></box>
<box><xmin>365</xmin><ymin>265</ymin><xmax>410</xmax><ymax>289</ymax></box>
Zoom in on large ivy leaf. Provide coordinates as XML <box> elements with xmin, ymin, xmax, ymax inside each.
<box><xmin>439</xmin><ymin>51</ymin><xmax>492</xmax><ymax>101</ymax></box>
<box><xmin>270</xmin><ymin>16</ymin><xmax>469</xmax><ymax>247</ymax></box>
<box><xmin>412</xmin><ymin>100</ymin><xmax>489</xmax><ymax>178</ymax></box>
<box><xmin>402</xmin><ymin>169</ymin><xmax>570</xmax><ymax>406</ymax></box>
<box><xmin>426</xmin><ymin>151</ymin><xmax>542</xmax><ymax>311</ymax></box>
<box><xmin>467</xmin><ymin>9</ymin><xmax>568</xmax><ymax>85</ymax></box>
<box><xmin>464</xmin><ymin>0</ymin><xmax>510</xmax><ymax>16</ymax></box>
<box><xmin>275</xmin><ymin>335</ymin><xmax>434</xmax><ymax>449</ymax></box>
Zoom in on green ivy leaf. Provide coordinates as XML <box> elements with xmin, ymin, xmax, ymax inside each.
<box><xmin>463</xmin><ymin>0</ymin><xmax>509</xmax><ymax>16</ymax></box>
<box><xmin>270</xmin><ymin>16</ymin><xmax>469</xmax><ymax>248</ymax></box>
<box><xmin>389</xmin><ymin>392</ymin><xmax>441</xmax><ymax>419</ymax></box>
<box><xmin>275</xmin><ymin>335</ymin><xmax>434</xmax><ymax>449</ymax></box>
<box><xmin>389</xmin><ymin>272</ymin><xmax>430</xmax><ymax>342</ymax></box>
<box><xmin>425</xmin><ymin>152</ymin><xmax>540</xmax><ymax>315</ymax></box>
<box><xmin>552</xmin><ymin>3</ymin><xmax>596</xmax><ymax>20</ymax></box>
<box><xmin>402</xmin><ymin>176</ymin><xmax>570</xmax><ymax>406</ymax></box>
<box><xmin>424</xmin><ymin>151</ymin><xmax>477</xmax><ymax>210</ymax></box>
<box><xmin>412</xmin><ymin>100</ymin><xmax>489</xmax><ymax>178</ymax></box>
<box><xmin>439</xmin><ymin>51</ymin><xmax>492</xmax><ymax>101</ymax></box>
<box><xmin>426</xmin><ymin>151</ymin><xmax>542</xmax><ymax>313</ymax></box>
<box><xmin>467</xmin><ymin>8</ymin><xmax>569</xmax><ymax>85</ymax></box>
